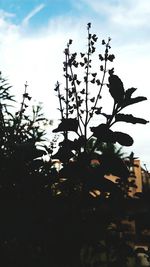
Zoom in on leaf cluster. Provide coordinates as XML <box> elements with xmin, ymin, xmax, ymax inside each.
<box><xmin>52</xmin><ymin>23</ymin><xmax>148</xmax><ymax>200</ymax></box>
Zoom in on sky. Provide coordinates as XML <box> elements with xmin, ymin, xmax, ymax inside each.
<box><xmin>0</xmin><ymin>0</ymin><xmax>150</xmax><ymax>169</ymax></box>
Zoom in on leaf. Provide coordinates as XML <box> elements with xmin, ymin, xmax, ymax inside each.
<box><xmin>80</xmin><ymin>62</ymin><xmax>84</xmax><ymax>67</ymax></box>
<box><xmin>125</xmin><ymin>87</ymin><xmax>137</xmax><ymax>99</ymax></box>
<box><xmin>91</xmin><ymin>124</ymin><xmax>115</xmax><ymax>142</ymax></box>
<box><xmin>76</xmin><ymin>80</ymin><xmax>81</xmax><ymax>85</ymax></box>
<box><xmin>102</xmin><ymin>40</ymin><xmax>106</xmax><ymax>45</ymax></box>
<box><xmin>80</xmin><ymin>53</ymin><xmax>85</xmax><ymax>58</ymax></box>
<box><xmin>52</xmin><ymin>118</ymin><xmax>79</xmax><ymax>133</ymax></box>
<box><xmin>23</xmin><ymin>93</ymin><xmax>29</xmax><ymax>98</ymax></box>
<box><xmin>114</xmin><ymin>131</ymin><xmax>133</xmax><ymax>146</ymax></box>
<box><xmin>96</xmin><ymin>79</ymin><xmax>101</xmax><ymax>85</ymax></box>
<box><xmin>90</xmin><ymin>97</ymin><xmax>95</xmax><ymax>102</ymax></box>
<box><xmin>115</xmin><ymin>114</ymin><xmax>149</xmax><ymax>124</ymax></box>
<box><xmin>92</xmin><ymin>34</ymin><xmax>98</xmax><ymax>42</ymax></box>
<box><xmin>92</xmin><ymin>46</ymin><xmax>96</xmax><ymax>53</ymax></box>
<box><xmin>99</xmin><ymin>54</ymin><xmax>104</xmax><ymax>61</ymax></box>
<box><xmin>80</xmin><ymin>89</ymin><xmax>85</xmax><ymax>94</ymax></box>
<box><xmin>108</xmin><ymin>75</ymin><xmax>125</xmax><ymax>103</ymax></box>
<box><xmin>108</xmin><ymin>68</ymin><xmax>114</xmax><ymax>75</ymax></box>
<box><xmin>69</xmin><ymin>39</ymin><xmax>73</xmax><ymax>45</ymax></box>
<box><xmin>87</xmin><ymin>22</ymin><xmax>91</xmax><ymax>29</ymax></box>
<box><xmin>90</xmin><ymin>78</ymin><xmax>95</xmax><ymax>84</ymax></box>
<box><xmin>100</xmin><ymin>65</ymin><xmax>103</xmax><ymax>71</ymax></box>
<box><xmin>92</xmin><ymin>73</ymin><xmax>97</xmax><ymax>78</ymax></box>
<box><xmin>123</xmin><ymin>96</ymin><xmax>147</xmax><ymax>107</ymax></box>
<box><xmin>107</xmin><ymin>54</ymin><xmax>115</xmax><ymax>62</ymax></box>
<box><xmin>69</xmin><ymin>91</ymin><xmax>73</xmax><ymax>98</ymax></box>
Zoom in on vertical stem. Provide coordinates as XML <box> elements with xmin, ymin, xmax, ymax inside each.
<box><xmin>56</xmin><ymin>81</ymin><xmax>64</xmax><ymax>120</ymax></box>
<box><xmin>84</xmin><ymin>24</ymin><xmax>91</xmax><ymax>141</ymax></box>
<box><xmin>65</xmin><ymin>47</ymin><xmax>69</xmax><ymax>140</ymax></box>
<box><xmin>65</xmin><ymin>48</ymin><xmax>69</xmax><ymax>120</ymax></box>
<box><xmin>19</xmin><ymin>81</ymin><xmax>28</xmax><ymax>121</ymax></box>
<box><xmin>69</xmin><ymin>65</ymin><xmax>83</xmax><ymax>136</ymax></box>
<box><xmin>87</xmin><ymin>39</ymin><xmax>110</xmax><ymax>124</ymax></box>
<box><xmin>15</xmin><ymin>81</ymin><xmax>28</xmax><ymax>135</ymax></box>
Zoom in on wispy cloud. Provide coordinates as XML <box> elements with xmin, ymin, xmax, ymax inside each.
<box><xmin>0</xmin><ymin>9</ymin><xmax>15</xmax><ymax>19</ymax></box>
<box><xmin>80</xmin><ymin>0</ymin><xmax>150</xmax><ymax>27</ymax></box>
<box><xmin>22</xmin><ymin>3</ymin><xmax>46</xmax><ymax>26</ymax></box>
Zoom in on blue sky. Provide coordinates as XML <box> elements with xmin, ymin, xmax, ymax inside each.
<box><xmin>0</xmin><ymin>0</ymin><xmax>150</xmax><ymax>168</ymax></box>
<box><xmin>0</xmin><ymin>0</ymin><xmax>79</xmax><ymax>26</ymax></box>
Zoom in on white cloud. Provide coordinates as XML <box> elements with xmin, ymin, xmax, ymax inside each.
<box><xmin>22</xmin><ymin>3</ymin><xmax>46</xmax><ymax>26</ymax></box>
<box><xmin>80</xmin><ymin>0</ymin><xmax>150</xmax><ymax>27</ymax></box>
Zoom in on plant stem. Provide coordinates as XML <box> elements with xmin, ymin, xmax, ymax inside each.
<box><xmin>65</xmin><ymin>48</ymin><xmax>69</xmax><ymax>120</ymax></box>
<box><xmin>56</xmin><ymin>81</ymin><xmax>64</xmax><ymax>120</ymax></box>
<box><xmin>15</xmin><ymin>81</ymin><xmax>28</xmax><ymax>135</ymax></box>
<box><xmin>84</xmin><ymin>25</ymin><xmax>91</xmax><ymax>140</ymax></box>
<box><xmin>87</xmin><ymin>40</ymin><xmax>110</xmax><ymax>124</ymax></box>
<box><xmin>68</xmin><ymin>56</ymin><xmax>84</xmax><ymax>136</ymax></box>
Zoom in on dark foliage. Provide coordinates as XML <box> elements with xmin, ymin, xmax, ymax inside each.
<box><xmin>0</xmin><ymin>24</ymin><xmax>149</xmax><ymax>267</ymax></box>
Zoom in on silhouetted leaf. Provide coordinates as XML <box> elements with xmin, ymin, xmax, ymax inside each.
<box><xmin>53</xmin><ymin>118</ymin><xmax>79</xmax><ymax>133</ymax></box>
<box><xmin>80</xmin><ymin>53</ymin><xmax>85</xmax><ymax>58</ymax></box>
<box><xmin>87</xmin><ymin>22</ymin><xmax>91</xmax><ymax>29</ymax></box>
<box><xmin>92</xmin><ymin>34</ymin><xmax>98</xmax><ymax>42</ymax></box>
<box><xmin>90</xmin><ymin>97</ymin><xmax>95</xmax><ymax>102</ymax></box>
<box><xmin>108</xmin><ymin>75</ymin><xmax>125</xmax><ymax>103</ymax></box>
<box><xmin>125</xmin><ymin>87</ymin><xmax>137</xmax><ymax>99</ymax></box>
<box><xmin>76</xmin><ymin>80</ymin><xmax>81</xmax><ymax>85</ymax></box>
<box><xmin>84</xmin><ymin>76</ymin><xmax>87</xmax><ymax>82</ymax></box>
<box><xmin>96</xmin><ymin>79</ymin><xmax>101</xmax><ymax>85</ymax></box>
<box><xmin>123</xmin><ymin>96</ymin><xmax>147</xmax><ymax>107</ymax></box>
<box><xmin>91</xmin><ymin>124</ymin><xmax>115</xmax><ymax>142</ymax></box>
<box><xmin>114</xmin><ymin>131</ymin><xmax>133</xmax><ymax>146</ymax></box>
<box><xmin>115</xmin><ymin>114</ymin><xmax>149</xmax><ymax>124</ymax></box>
<box><xmin>107</xmin><ymin>54</ymin><xmax>115</xmax><ymax>62</ymax></box>
<box><xmin>102</xmin><ymin>39</ymin><xmax>106</xmax><ymax>45</ymax></box>
<box><xmin>69</xmin><ymin>39</ymin><xmax>73</xmax><ymax>45</ymax></box>
<box><xmin>91</xmin><ymin>78</ymin><xmax>95</xmax><ymax>84</ymax></box>
<box><xmin>80</xmin><ymin>89</ymin><xmax>85</xmax><ymax>94</ymax></box>
<box><xmin>100</xmin><ymin>65</ymin><xmax>103</xmax><ymax>71</ymax></box>
<box><xmin>92</xmin><ymin>46</ymin><xmax>96</xmax><ymax>53</ymax></box>
<box><xmin>108</xmin><ymin>68</ymin><xmax>114</xmax><ymax>75</ymax></box>
<box><xmin>80</xmin><ymin>62</ymin><xmax>84</xmax><ymax>67</ymax></box>
<box><xmin>99</xmin><ymin>54</ymin><xmax>104</xmax><ymax>61</ymax></box>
